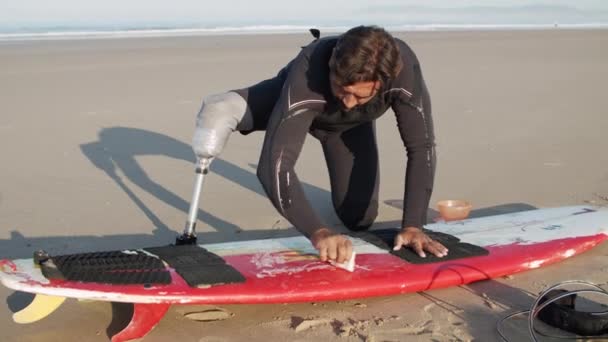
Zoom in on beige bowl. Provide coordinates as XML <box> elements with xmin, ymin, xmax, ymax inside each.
<box><xmin>437</xmin><ymin>200</ymin><xmax>472</xmax><ymax>221</ymax></box>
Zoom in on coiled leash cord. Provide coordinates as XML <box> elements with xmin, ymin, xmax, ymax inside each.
<box><xmin>497</xmin><ymin>280</ymin><xmax>608</xmax><ymax>341</ymax></box>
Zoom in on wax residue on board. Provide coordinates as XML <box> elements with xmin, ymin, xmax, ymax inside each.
<box><xmin>252</xmin><ymin>252</ymin><xmax>335</xmax><ymax>278</ymax></box>
<box><xmin>4</xmin><ymin>259</ymin><xmax>50</xmax><ymax>285</ymax></box>
<box><xmin>523</xmin><ymin>259</ymin><xmax>549</xmax><ymax>269</ymax></box>
<box><xmin>562</xmin><ymin>249</ymin><xmax>576</xmax><ymax>258</ymax></box>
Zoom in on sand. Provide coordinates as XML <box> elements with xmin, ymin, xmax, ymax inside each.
<box><xmin>0</xmin><ymin>29</ymin><xmax>607</xmax><ymax>341</ymax></box>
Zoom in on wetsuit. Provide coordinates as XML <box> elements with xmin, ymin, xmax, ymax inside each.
<box><xmin>233</xmin><ymin>35</ymin><xmax>435</xmax><ymax>238</ymax></box>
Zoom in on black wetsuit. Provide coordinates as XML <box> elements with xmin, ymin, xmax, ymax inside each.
<box><xmin>234</xmin><ymin>35</ymin><xmax>435</xmax><ymax>238</ymax></box>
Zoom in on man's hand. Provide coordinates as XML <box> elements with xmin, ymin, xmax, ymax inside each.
<box><xmin>393</xmin><ymin>227</ymin><xmax>448</xmax><ymax>258</ymax></box>
<box><xmin>311</xmin><ymin>228</ymin><xmax>353</xmax><ymax>263</ymax></box>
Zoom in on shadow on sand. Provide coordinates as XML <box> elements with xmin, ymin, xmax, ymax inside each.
<box><xmin>1</xmin><ymin>126</ymin><xmax>333</xmax><ymax>260</ymax></box>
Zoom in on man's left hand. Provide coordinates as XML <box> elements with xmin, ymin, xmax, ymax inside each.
<box><xmin>393</xmin><ymin>227</ymin><xmax>448</xmax><ymax>258</ymax></box>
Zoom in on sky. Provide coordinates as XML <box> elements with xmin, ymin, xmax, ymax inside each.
<box><xmin>1</xmin><ymin>0</ymin><xmax>608</xmax><ymax>31</ymax></box>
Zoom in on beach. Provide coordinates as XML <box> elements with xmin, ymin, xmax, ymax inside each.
<box><xmin>0</xmin><ymin>29</ymin><xmax>607</xmax><ymax>341</ymax></box>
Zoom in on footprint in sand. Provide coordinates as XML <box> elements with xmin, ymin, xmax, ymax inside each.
<box><xmin>330</xmin><ymin>318</ymin><xmax>371</xmax><ymax>339</ymax></box>
<box><xmin>481</xmin><ymin>293</ymin><xmax>500</xmax><ymax>310</ymax></box>
<box><xmin>183</xmin><ymin>308</ymin><xmax>234</xmax><ymax>322</ymax></box>
<box><xmin>291</xmin><ymin>316</ymin><xmax>331</xmax><ymax>332</ymax></box>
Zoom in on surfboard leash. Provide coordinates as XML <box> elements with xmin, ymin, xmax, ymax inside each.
<box><xmin>496</xmin><ymin>280</ymin><xmax>608</xmax><ymax>341</ymax></box>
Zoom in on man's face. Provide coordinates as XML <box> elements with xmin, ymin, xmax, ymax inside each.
<box><xmin>330</xmin><ymin>74</ymin><xmax>380</xmax><ymax>111</ymax></box>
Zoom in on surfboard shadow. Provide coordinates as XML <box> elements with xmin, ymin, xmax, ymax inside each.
<box><xmin>6</xmin><ymin>291</ymin><xmax>34</xmax><ymax>313</ymax></box>
<box><xmin>418</xmin><ymin>280</ymin><xmax>539</xmax><ymax>341</ymax></box>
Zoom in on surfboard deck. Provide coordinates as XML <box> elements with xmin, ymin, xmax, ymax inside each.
<box><xmin>2</xmin><ymin>205</ymin><xmax>607</xmax><ymax>342</ymax></box>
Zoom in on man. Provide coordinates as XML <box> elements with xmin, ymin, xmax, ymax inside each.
<box><xmin>192</xmin><ymin>25</ymin><xmax>448</xmax><ymax>264</ymax></box>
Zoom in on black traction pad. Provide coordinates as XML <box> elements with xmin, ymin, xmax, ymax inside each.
<box><xmin>350</xmin><ymin>228</ymin><xmax>489</xmax><ymax>264</ymax></box>
<box><xmin>41</xmin><ymin>250</ymin><xmax>171</xmax><ymax>285</ymax></box>
<box><xmin>144</xmin><ymin>245</ymin><xmax>246</xmax><ymax>287</ymax></box>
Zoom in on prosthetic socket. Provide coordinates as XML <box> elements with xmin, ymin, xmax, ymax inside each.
<box><xmin>192</xmin><ymin>92</ymin><xmax>252</xmax><ymax>167</ymax></box>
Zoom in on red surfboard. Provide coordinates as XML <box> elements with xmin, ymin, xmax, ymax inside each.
<box><xmin>1</xmin><ymin>205</ymin><xmax>607</xmax><ymax>341</ymax></box>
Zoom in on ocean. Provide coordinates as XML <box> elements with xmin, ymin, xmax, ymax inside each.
<box><xmin>1</xmin><ymin>23</ymin><xmax>608</xmax><ymax>42</ymax></box>
<box><xmin>3</xmin><ymin>2</ymin><xmax>608</xmax><ymax>41</ymax></box>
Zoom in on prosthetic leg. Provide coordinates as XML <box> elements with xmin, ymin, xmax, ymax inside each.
<box><xmin>176</xmin><ymin>158</ymin><xmax>211</xmax><ymax>245</ymax></box>
<box><xmin>176</xmin><ymin>91</ymin><xmax>252</xmax><ymax>245</ymax></box>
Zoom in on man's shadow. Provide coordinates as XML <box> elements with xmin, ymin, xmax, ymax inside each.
<box><xmin>0</xmin><ymin>126</ymin><xmax>334</xmax><ymax>261</ymax></box>
<box><xmin>79</xmin><ymin>126</ymin><xmax>333</xmax><ymax>241</ymax></box>
<box><xmin>1</xmin><ymin>125</ymin><xmax>542</xmax><ymax>258</ymax></box>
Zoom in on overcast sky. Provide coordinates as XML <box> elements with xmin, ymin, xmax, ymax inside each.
<box><xmin>2</xmin><ymin>0</ymin><xmax>607</xmax><ymax>27</ymax></box>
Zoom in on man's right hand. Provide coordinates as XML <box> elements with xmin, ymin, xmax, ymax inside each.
<box><xmin>310</xmin><ymin>228</ymin><xmax>353</xmax><ymax>264</ymax></box>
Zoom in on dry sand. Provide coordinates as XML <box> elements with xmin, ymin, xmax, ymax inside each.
<box><xmin>0</xmin><ymin>29</ymin><xmax>607</xmax><ymax>341</ymax></box>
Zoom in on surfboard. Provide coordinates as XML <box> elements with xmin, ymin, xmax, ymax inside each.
<box><xmin>1</xmin><ymin>205</ymin><xmax>607</xmax><ymax>342</ymax></box>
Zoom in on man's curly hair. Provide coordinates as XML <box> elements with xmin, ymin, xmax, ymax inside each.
<box><xmin>329</xmin><ymin>25</ymin><xmax>403</xmax><ymax>87</ymax></box>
